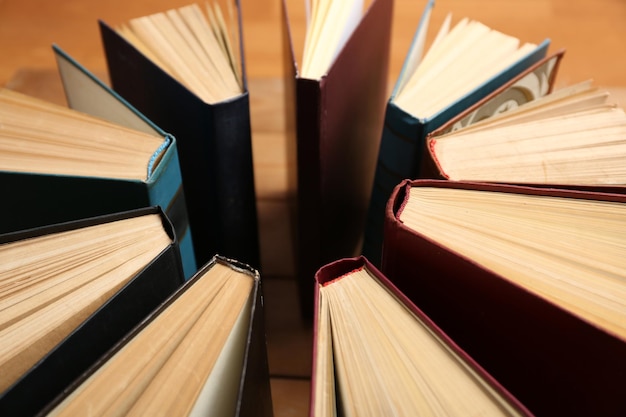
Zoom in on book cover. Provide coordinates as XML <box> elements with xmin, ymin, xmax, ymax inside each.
<box><xmin>0</xmin><ymin>207</ymin><xmax>185</xmax><ymax>417</ymax></box>
<box><xmin>420</xmin><ymin>75</ymin><xmax>626</xmax><ymax>196</ymax></box>
<box><xmin>312</xmin><ymin>255</ymin><xmax>533</xmax><ymax>417</ymax></box>
<box><xmin>52</xmin><ymin>44</ymin><xmax>196</xmax><ymax>277</ymax></box>
<box><xmin>0</xmin><ymin>76</ymin><xmax>196</xmax><ymax>280</ymax></box>
<box><xmin>98</xmin><ymin>0</ymin><xmax>260</xmax><ymax>270</ymax></box>
<box><xmin>381</xmin><ymin>179</ymin><xmax>626</xmax><ymax>416</ymax></box>
<box><xmin>40</xmin><ymin>255</ymin><xmax>273</xmax><ymax>417</ymax></box>
<box><xmin>282</xmin><ymin>0</ymin><xmax>394</xmax><ymax>318</ymax></box>
<box><xmin>362</xmin><ymin>0</ymin><xmax>554</xmax><ymax>266</ymax></box>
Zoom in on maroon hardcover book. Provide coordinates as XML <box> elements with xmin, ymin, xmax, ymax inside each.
<box><xmin>311</xmin><ymin>256</ymin><xmax>533</xmax><ymax>416</ymax></box>
<box><xmin>282</xmin><ymin>0</ymin><xmax>394</xmax><ymax>318</ymax></box>
<box><xmin>382</xmin><ymin>179</ymin><xmax>626</xmax><ymax>416</ymax></box>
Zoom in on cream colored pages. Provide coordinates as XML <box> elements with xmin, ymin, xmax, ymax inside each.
<box><xmin>312</xmin><ymin>287</ymin><xmax>337</xmax><ymax>417</ymax></box>
<box><xmin>393</xmin><ymin>14</ymin><xmax>538</xmax><ymax>120</ymax></box>
<box><xmin>188</xmin><ymin>290</ymin><xmax>253</xmax><ymax>417</ymax></box>
<box><xmin>319</xmin><ymin>267</ymin><xmax>525</xmax><ymax>416</ymax></box>
<box><xmin>401</xmin><ymin>187</ymin><xmax>626</xmax><ymax>340</ymax></box>
<box><xmin>0</xmin><ymin>89</ymin><xmax>164</xmax><ymax>180</ymax></box>
<box><xmin>117</xmin><ymin>2</ymin><xmax>242</xmax><ymax>104</ymax></box>
<box><xmin>0</xmin><ymin>213</ymin><xmax>171</xmax><ymax>392</ymax></box>
<box><xmin>48</xmin><ymin>262</ymin><xmax>254</xmax><ymax>416</ymax></box>
<box><xmin>431</xmin><ymin>83</ymin><xmax>626</xmax><ymax>185</ymax></box>
<box><xmin>301</xmin><ymin>0</ymin><xmax>364</xmax><ymax>79</ymax></box>
<box><xmin>54</xmin><ymin>47</ymin><xmax>160</xmax><ymax>136</ymax></box>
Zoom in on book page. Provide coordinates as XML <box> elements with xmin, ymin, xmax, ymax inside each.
<box><xmin>312</xmin><ymin>287</ymin><xmax>338</xmax><ymax>417</ymax></box>
<box><xmin>401</xmin><ymin>186</ymin><xmax>626</xmax><ymax>340</ymax></box>
<box><xmin>318</xmin><ymin>267</ymin><xmax>526</xmax><ymax>416</ymax></box>
<box><xmin>0</xmin><ymin>213</ymin><xmax>171</xmax><ymax>392</ymax></box>
<box><xmin>54</xmin><ymin>46</ymin><xmax>162</xmax><ymax>137</ymax></box>
<box><xmin>117</xmin><ymin>2</ymin><xmax>242</xmax><ymax>104</ymax></box>
<box><xmin>300</xmin><ymin>0</ymin><xmax>363</xmax><ymax>79</ymax></box>
<box><xmin>392</xmin><ymin>13</ymin><xmax>540</xmax><ymax>120</ymax></box>
<box><xmin>189</xmin><ymin>289</ymin><xmax>253</xmax><ymax>417</ymax></box>
<box><xmin>0</xmin><ymin>89</ymin><xmax>165</xmax><ymax>180</ymax></box>
<box><xmin>430</xmin><ymin>86</ymin><xmax>626</xmax><ymax>185</ymax></box>
<box><xmin>48</xmin><ymin>262</ymin><xmax>255</xmax><ymax>416</ymax></box>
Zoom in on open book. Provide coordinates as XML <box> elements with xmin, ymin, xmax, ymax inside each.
<box><xmin>43</xmin><ymin>256</ymin><xmax>273</xmax><ymax>417</ymax></box>
<box><xmin>423</xmin><ymin>80</ymin><xmax>626</xmax><ymax>187</ymax></box>
<box><xmin>0</xmin><ymin>207</ymin><xmax>184</xmax><ymax>416</ymax></box>
<box><xmin>362</xmin><ymin>0</ymin><xmax>554</xmax><ymax>265</ymax></box>
<box><xmin>100</xmin><ymin>0</ymin><xmax>260</xmax><ymax>269</ymax></box>
<box><xmin>0</xmin><ymin>88</ymin><xmax>165</xmax><ymax>185</ymax></box>
<box><xmin>382</xmin><ymin>179</ymin><xmax>626</xmax><ymax>416</ymax></box>
<box><xmin>312</xmin><ymin>256</ymin><xmax>532</xmax><ymax>416</ymax></box>
<box><xmin>114</xmin><ymin>2</ymin><xmax>242</xmax><ymax>103</ymax></box>
<box><xmin>0</xmin><ymin>81</ymin><xmax>196</xmax><ymax>277</ymax></box>
<box><xmin>391</xmin><ymin>1</ymin><xmax>549</xmax><ymax>120</ymax></box>
<box><xmin>299</xmin><ymin>0</ymin><xmax>365</xmax><ymax>79</ymax></box>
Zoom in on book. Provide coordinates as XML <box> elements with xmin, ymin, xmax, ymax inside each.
<box><xmin>421</xmin><ymin>80</ymin><xmax>626</xmax><ymax>190</ymax></box>
<box><xmin>99</xmin><ymin>1</ymin><xmax>260</xmax><ymax>270</ymax></box>
<box><xmin>312</xmin><ymin>255</ymin><xmax>533</xmax><ymax>417</ymax></box>
<box><xmin>362</xmin><ymin>0</ymin><xmax>556</xmax><ymax>266</ymax></box>
<box><xmin>41</xmin><ymin>255</ymin><xmax>273</xmax><ymax>417</ymax></box>
<box><xmin>0</xmin><ymin>207</ymin><xmax>185</xmax><ymax>417</ymax></box>
<box><xmin>0</xmin><ymin>56</ymin><xmax>197</xmax><ymax>278</ymax></box>
<box><xmin>381</xmin><ymin>179</ymin><xmax>626</xmax><ymax>416</ymax></box>
<box><xmin>282</xmin><ymin>0</ymin><xmax>394</xmax><ymax>317</ymax></box>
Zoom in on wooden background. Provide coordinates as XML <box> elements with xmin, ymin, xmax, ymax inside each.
<box><xmin>1</xmin><ymin>0</ymin><xmax>625</xmax><ymax>416</ymax></box>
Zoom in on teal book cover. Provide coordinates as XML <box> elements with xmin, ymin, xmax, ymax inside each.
<box><xmin>362</xmin><ymin>0</ymin><xmax>552</xmax><ymax>265</ymax></box>
<box><xmin>0</xmin><ymin>46</ymin><xmax>197</xmax><ymax>279</ymax></box>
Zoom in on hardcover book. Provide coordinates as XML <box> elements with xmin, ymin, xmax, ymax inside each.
<box><xmin>52</xmin><ymin>44</ymin><xmax>196</xmax><ymax>277</ymax></box>
<box><xmin>382</xmin><ymin>179</ymin><xmax>626</xmax><ymax>416</ymax></box>
<box><xmin>282</xmin><ymin>0</ymin><xmax>394</xmax><ymax>317</ymax></box>
<box><xmin>312</xmin><ymin>256</ymin><xmax>533</xmax><ymax>417</ymax></box>
<box><xmin>42</xmin><ymin>256</ymin><xmax>273</xmax><ymax>417</ymax></box>
<box><xmin>0</xmin><ymin>207</ymin><xmax>185</xmax><ymax>417</ymax></box>
<box><xmin>0</xmin><ymin>53</ymin><xmax>197</xmax><ymax>278</ymax></box>
<box><xmin>362</xmin><ymin>0</ymin><xmax>556</xmax><ymax>265</ymax></box>
<box><xmin>98</xmin><ymin>1</ymin><xmax>260</xmax><ymax>270</ymax></box>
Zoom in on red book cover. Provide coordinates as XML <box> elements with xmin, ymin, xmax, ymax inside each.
<box><xmin>311</xmin><ymin>255</ymin><xmax>533</xmax><ymax>416</ymax></box>
<box><xmin>382</xmin><ymin>179</ymin><xmax>626</xmax><ymax>416</ymax></box>
<box><xmin>282</xmin><ymin>0</ymin><xmax>394</xmax><ymax>318</ymax></box>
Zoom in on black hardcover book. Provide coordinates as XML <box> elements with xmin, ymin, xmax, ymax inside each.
<box><xmin>0</xmin><ymin>207</ymin><xmax>185</xmax><ymax>417</ymax></box>
<box><xmin>98</xmin><ymin>0</ymin><xmax>260</xmax><ymax>270</ymax></box>
<box><xmin>41</xmin><ymin>256</ymin><xmax>273</xmax><ymax>417</ymax></box>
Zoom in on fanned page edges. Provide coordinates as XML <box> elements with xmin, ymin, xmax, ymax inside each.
<box><xmin>391</xmin><ymin>1</ymin><xmax>550</xmax><ymax>121</ymax></box>
<box><xmin>52</xmin><ymin>44</ymin><xmax>174</xmax><ymax>180</ymax></box>
<box><xmin>422</xmin><ymin>51</ymin><xmax>564</xmax><ymax>180</ymax></box>
<box><xmin>429</xmin><ymin>51</ymin><xmax>565</xmax><ymax>137</ymax></box>
<box><xmin>0</xmin><ymin>89</ymin><xmax>165</xmax><ymax>181</ymax></box>
<box><xmin>313</xmin><ymin>256</ymin><xmax>533</xmax><ymax>416</ymax></box>
<box><xmin>300</xmin><ymin>0</ymin><xmax>364</xmax><ymax>79</ymax></box>
<box><xmin>43</xmin><ymin>254</ymin><xmax>261</xmax><ymax>416</ymax></box>
<box><xmin>393</xmin><ymin>179</ymin><xmax>626</xmax><ymax>341</ymax></box>
<box><xmin>113</xmin><ymin>2</ymin><xmax>244</xmax><ymax>104</ymax></box>
<box><xmin>427</xmin><ymin>80</ymin><xmax>626</xmax><ymax>186</ymax></box>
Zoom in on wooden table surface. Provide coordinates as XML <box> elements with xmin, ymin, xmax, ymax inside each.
<box><xmin>2</xmin><ymin>0</ymin><xmax>626</xmax><ymax>416</ymax></box>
